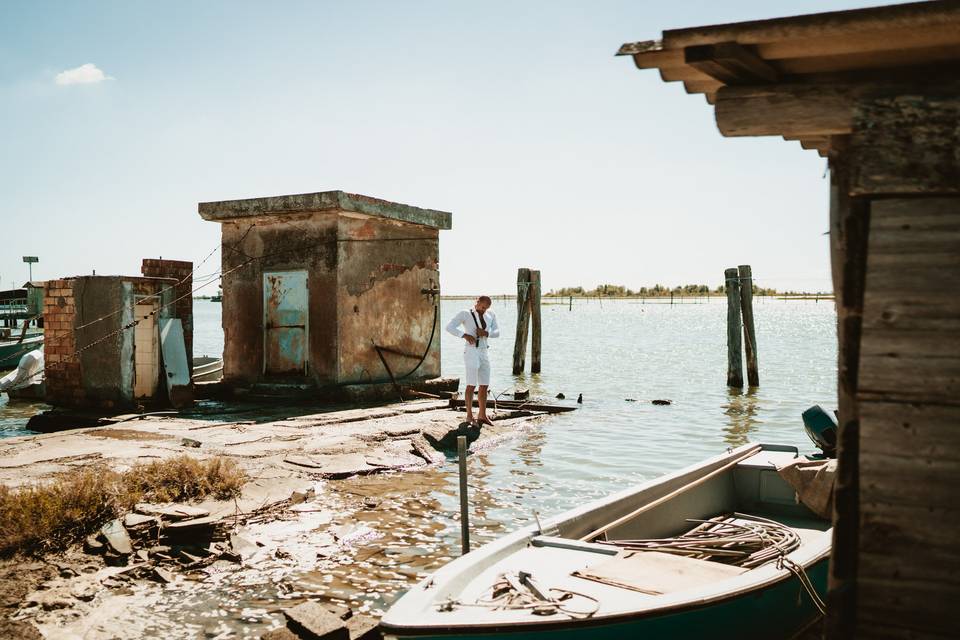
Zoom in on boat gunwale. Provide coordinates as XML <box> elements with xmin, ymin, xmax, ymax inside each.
<box><xmin>379</xmin><ymin>555</ymin><xmax>829</xmax><ymax>636</ymax></box>
<box><xmin>380</xmin><ymin>442</ymin><xmax>831</xmax><ymax>633</ymax></box>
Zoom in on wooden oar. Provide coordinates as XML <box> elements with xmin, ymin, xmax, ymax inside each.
<box><xmin>579</xmin><ymin>445</ymin><xmax>762</xmax><ymax>542</ymax></box>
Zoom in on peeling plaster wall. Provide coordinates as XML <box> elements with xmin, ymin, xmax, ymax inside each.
<box><xmin>64</xmin><ymin>277</ymin><xmax>174</xmax><ymax>409</ymax></box>
<box><xmin>220</xmin><ymin>213</ymin><xmax>339</xmax><ymax>386</ymax></box>
<box><xmin>74</xmin><ymin>277</ymin><xmax>127</xmax><ymax>406</ymax></box>
<box><xmin>336</xmin><ymin>215</ymin><xmax>440</xmax><ymax>384</ymax></box>
<box><xmin>119</xmin><ymin>281</ymin><xmax>134</xmax><ymax>403</ymax></box>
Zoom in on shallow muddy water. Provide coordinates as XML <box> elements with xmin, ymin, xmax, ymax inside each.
<box><xmin>9</xmin><ymin>297</ymin><xmax>838</xmax><ymax>637</ymax></box>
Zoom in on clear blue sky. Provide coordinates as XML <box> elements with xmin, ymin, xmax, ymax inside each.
<box><xmin>0</xmin><ymin>1</ymin><xmax>899</xmax><ymax>295</ymax></box>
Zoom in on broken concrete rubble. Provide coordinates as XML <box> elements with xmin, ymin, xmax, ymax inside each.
<box><xmin>122</xmin><ymin>513</ymin><xmax>157</xmax><ymax>529</ymax></box>
<box><xmin>283</xmin><ymin>602</ymin><xmax>349</xmax><ymax>640</ymax></box>
<box><xmin>4</xmin><ymin>397</ymin><xmax>560</xmax><ymax>637</ymax></box>
<box><xmin>346</xmin><ymin>615</ymin><xmax>381</xmax><ymax>640</ymax></box>
<box><xmin>99</xmin><ymin>519</ymin><xmax>133</xmax><ymax>557</ymax></box>
<box><xmin>261</xmin><ymin>600</ymin><xmax>380</xmax><ymax>640</ymax></box>
<box><xmin>135</xmin><ymin>504</ymin><xmax>210</xmax><ymax>520</ymax></box>
<box><xmin>0</xmin><ymin>399</ymin><xmax>554</xmax><ymax>491</ymax></box>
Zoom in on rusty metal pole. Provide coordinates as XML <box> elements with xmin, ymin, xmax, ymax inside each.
<box><xmin>457</xmin><ymin>435</ymin><xmax>470</xmax><ymax>554</ymax></box>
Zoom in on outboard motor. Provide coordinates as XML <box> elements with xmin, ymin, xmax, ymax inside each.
<box><xmin>802</xmin><ymin>405</ymin><xmax>838</xmax><ymax>458</ymax></box>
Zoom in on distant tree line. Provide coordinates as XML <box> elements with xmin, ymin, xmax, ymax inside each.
<box><xmin>545</xmin><ymin>283</ymin><xmax>781</xmax><ymax>297</ymax></box>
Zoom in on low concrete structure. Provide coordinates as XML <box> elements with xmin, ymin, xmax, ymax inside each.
<box><xmin>43</xmin><ymin>261</ymin><xmax>193</xmax><ymax>410</ymax></box>
<box><xmin>198</xmin><ymin>191</ymin><xmax>452</xmax><ymax>394</ymax></box>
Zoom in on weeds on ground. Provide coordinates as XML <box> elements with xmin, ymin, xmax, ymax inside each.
<box><xmin>0</xmin><ymin>456</ymin><xmax>246</xmax><ymax>557</ymax></box>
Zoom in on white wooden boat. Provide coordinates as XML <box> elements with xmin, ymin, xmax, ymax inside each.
<box><xmin>381</xmin><ymin>443</ymin><xmax>831</xmax><ymax>640</ymax></box>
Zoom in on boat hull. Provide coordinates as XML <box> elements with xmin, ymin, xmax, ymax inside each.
<box><xmin>382</xmin><ymin>553</ymin><xmax>827</xmax><ymax>640</ymax></box>
<box><xmin>0</xmin><ymin>336</ymin><xmax>43</xmax><ymax>369</ymax></box>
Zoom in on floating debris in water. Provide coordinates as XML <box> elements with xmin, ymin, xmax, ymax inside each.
<box><xmin>652</xmin><ymin>399</ymin><xmax>672</xmax><ymax>406</ymax></box>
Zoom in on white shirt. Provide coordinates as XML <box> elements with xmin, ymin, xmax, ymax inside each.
<box><xmin>445</xmin><ymin>308</ymin><xmax>500</xmax><ymax>349</ymax></box>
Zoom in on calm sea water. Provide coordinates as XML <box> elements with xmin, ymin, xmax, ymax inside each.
<box><xmin>5</xmin><ymin>298</ymin><xmax>838</xmax><ymax>637</ymax></box>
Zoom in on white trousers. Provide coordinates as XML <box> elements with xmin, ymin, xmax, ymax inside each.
<box><xmin>463</xmin><ymin>346</ymin><xmax>491</xmax><ymax>387</ymax></box>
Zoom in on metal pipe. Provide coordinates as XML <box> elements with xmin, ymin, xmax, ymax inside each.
<box><xmin>458</xmin><ymin>435</ymin><xmax>470</xmax><ymax>555</ymax></box>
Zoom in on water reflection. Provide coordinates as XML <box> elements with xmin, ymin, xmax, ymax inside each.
<box><xmin>513</xmin><ymin>425</ymin><xmax>546</xmax><ymax>470</ymax></box>
<box><xmin>722</xmin><ymin>387</ymin><xmax>761</xmax><ymax>446</ymax></box>
<box><xmin>0</xmin><ymin>395</ymin><xmax>45</xmax><ymax>437</ymax></box>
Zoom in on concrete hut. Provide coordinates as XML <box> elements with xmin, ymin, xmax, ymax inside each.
<box><xmin>198</xmin><ymin>191</ymin><xmax>452</xmax><ymax>396</ymax></box>
<box><xmin>43</xmin><ymin>259</ymin><xmax>194</xmax><ymax>410</ymax></box>
<box><xmin>619</xmin><ymin>2</ymin><xmax>959</xmax><ymax>637</ymax></box>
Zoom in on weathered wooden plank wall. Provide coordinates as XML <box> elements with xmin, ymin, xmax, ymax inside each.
<box><xmin>837</xmin><ymin>93</ymin><xmax>960</xmax><ymax>639</ymax></box>
<box><xmin>856</xmin><ymin>198</ymin><xmax>960</xmax><ymax>639</ymax></box>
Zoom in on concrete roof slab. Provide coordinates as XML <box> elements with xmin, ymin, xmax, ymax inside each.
<box><xmin>198</xmin><ymin>190</ymin><xmax>452</xmax><ymax>230</ymax></box>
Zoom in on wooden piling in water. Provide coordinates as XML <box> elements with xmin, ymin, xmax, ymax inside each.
<box><xmin>512</xmin><ymin>268</ymin><xmax>541</xmax><ymax>374</ymax></box>
<box><xmin>738</xmin><ymin>265</ymin><xmax>759</xmax><ymax>387</ymax></box>
<box><xmin>530</xmin><ymin>270</ymin><xmax>542</xmax><ymax>374</ymax></box>
<box><xmin>725</xmin><ymin>267</ymin><xmax>744</xmax><ymax>388</ymax></box>
<box><xmin>457</xmin><ymin>435</ymin><xmax>470</xmax><ymax>554</ymax></box>
<box><xmin>512</xmin><ymin>268</ymin><xmax>531</xmax><ymax>375</ymax></box>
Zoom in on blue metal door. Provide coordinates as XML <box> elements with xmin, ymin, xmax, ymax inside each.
<box><xmin>263</xmin><ymin>271</ymin><xmax>308</xmax><ymax>376</ymax></box>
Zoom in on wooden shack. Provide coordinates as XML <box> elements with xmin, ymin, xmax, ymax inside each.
<box><xmin>618</xmin><ymin>2</ymin><xmax>959</xmax><ymax>637</ymax></box>
<box><xmin>198</xmin><ymin>190</ymin><xmax>451</xmax><ymax>396</ymax></box>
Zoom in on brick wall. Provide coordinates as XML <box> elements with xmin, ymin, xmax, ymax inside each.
<box><xmin>141</xmin><ymin>259</ymin><xmax>194</xmax><ymax>372</ymax></box>
<box><xmin>43</xmin><ymin>279</ymin><xmax>82</xmax><ymax>405</ymax></box>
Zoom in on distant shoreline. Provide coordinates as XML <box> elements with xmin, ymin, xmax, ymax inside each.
<box><xmin>436</xmin><ymin>293</ymin><xmax>835</xmax><ymax>301</ymax></box>
<box><xmin>192</xmin><ymin>293</ymin><xmax>835</xmax><ymax>301</ymax></box>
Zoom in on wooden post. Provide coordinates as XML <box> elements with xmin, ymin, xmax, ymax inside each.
<box><xmin>568</xmin><ymin>295</ymin><xmax>572</xmax><ymax>311</ymax></box>
<box><xmin>738</xmin><ymin>265</ymin><xmax>759</xmax><ymax>386</ymax></box>
<box><xmin>825</xmin><ymin>157</ymin><xmax>867</xmax><ymax>640</ymax></box>
<box><xmin>512</xmin><ymin>268</ymin><xmax>531</xmax><ymax>375</ymax></box>
<box><xmin>530</xmin><ymin>270</ymin><xmax>541</xmax><ymax>374</ymax></box>
<box><xmin>457</xmin><ymin>435</ymin><xmax>470</xmax><ymax>555</ymax></box>
<box><xmin>725</xmin><ymin>268</ymin><xmax>744</xmax><ymax>388</ymax></box>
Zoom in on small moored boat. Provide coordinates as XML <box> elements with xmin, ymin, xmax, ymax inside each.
<box><xmin>381</xmin><ymin>442</ymin><xmax>833</xmax><ymax>640</ymax></box>
<box><xmin>0</xmin><ymin>333</ymin><xmax>44</xmax><ymax>370</ymax></box>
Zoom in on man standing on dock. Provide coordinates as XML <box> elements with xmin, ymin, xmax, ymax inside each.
<box><xmin>445</xmin><ymin>295</ymin><xmax>500</xmax><ymax>427</ymax></box>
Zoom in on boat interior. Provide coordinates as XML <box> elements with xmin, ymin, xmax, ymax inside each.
<box><xmin>394</xmin><ymin>444</ymin><xmax>833</xmax><ymax>626</ymax></box>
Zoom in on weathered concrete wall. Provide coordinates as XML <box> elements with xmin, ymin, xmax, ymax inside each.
<box><xmin>141</xmin><ymin>259</ymin><xmax>194</xmax><ymax>372</ymax></box>
<box><xmin>336</xmin><ymin>216</ymin><xmax>440</xmax><ymax>384</ymax></box>
<box><xmin>208</xmin><ymin>192</ymin><xmax>449</xmax><ymax>395</ymax></box>
<box><xmin>44</xmin><ymin>276</ymin><xmax>182</xmax><ymax>410</ymax></box>
<box><xmin>220</xmin><ymin>213</ymin><xmax>339</xmax><ymax>386</ymax></box>
<box><xmin>73</xmin><ymin>277</ymin><xmax>129</xmax><ymax>408</ymax></box>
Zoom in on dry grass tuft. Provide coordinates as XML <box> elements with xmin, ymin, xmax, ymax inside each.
<box><xmin>126</xmin><ymin>455</ymin><xmax>247</xmax><ymax>504</ymax></box>
<box><xmin>0</xmin><ymin>456</ymin><xmax>246</xmax><ymax>557</ymax></box>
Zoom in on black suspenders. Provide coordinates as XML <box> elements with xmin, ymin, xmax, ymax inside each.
<box><xmin>470</xmin><ymin>311</ymin><xmax>482</xmax><ymax>348</ymax></box>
